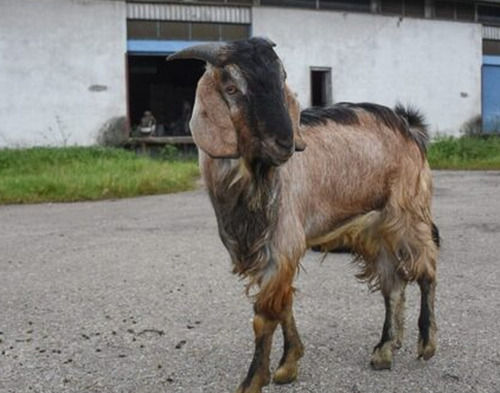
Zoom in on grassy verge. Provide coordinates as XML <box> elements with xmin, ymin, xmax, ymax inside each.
<box><xmin>0</xmin><ymin>147</ymin><xmax>199</xmax><ymax>204</ymax></box>
<box><xmin>1</xmin><ymin>136</ymin><xmax>498</xmax><ymax>204</ymax></box>
<box><xmin>428</xmin><ymin>135</ymin><xmax>500</xmax><ymax>170</ymax></box>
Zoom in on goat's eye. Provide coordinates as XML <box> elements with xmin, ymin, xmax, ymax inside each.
<box><xmin>225</xmin><ymin>85</ymin><xmax>238</xmax><ymax>95</ymax></box>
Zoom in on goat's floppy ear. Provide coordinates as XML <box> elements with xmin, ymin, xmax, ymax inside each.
<box><xmin>189</xmin><ymin>73</ymin><xmax>239</xmax><ymax>159</ymax></box>
<box><xmin>285</xmin><ymin>86</ymin><xmax>306</xmax><ymax>152</ymax></box>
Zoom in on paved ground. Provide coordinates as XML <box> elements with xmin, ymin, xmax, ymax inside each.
<box><xmin>0</xmin><ymin>171</ymin><xmax>499</xmax><ymax>393</ymax></box>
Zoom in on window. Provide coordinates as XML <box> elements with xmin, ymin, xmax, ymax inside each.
<box><xmin>127</xmin><ymin>20</ymin><xmax>250</xmax><ymax>41</ymax></box>
<box><xmin>261</xmin><ymin>0</ymin><xmax>316</xmax><ymax>8</ymax></box>
<box><xmin>193</xmin><ymin>0</ymin><xmax>253</xmax><ymax>3</ymax></box>
<box><xmin>483</xmin><ymin>40</ymin><xmax>500</xmax><ymax>55</ymax></box>
<box><xmin>310</xmin><ymin>68</ymin><xmax>332</xmax><ymax>107</ymax></box>
<box><xmin>404</xmin><ymin>0</ymin><xmax>425</xmax><ymax>17</ymax></box>
<box><xmin>261</xmin><ymin>0</ymin><xmax>370</xmax><ymax>11</ymax></box>
<box><xmin>191</xmin><ymin>23</ymin><xmax>220</xmax><ymax>41</ymax></box>
<box><xmin>131</xmin><ymin>0</ymin><xmax>253</xmax><ymax>4</ymax></box>
<box><xmin>159</xmin><ymin>22</ymin><xmax>189</xmax><ymax>40</ymax></box>
<box><xmin>435</xmin><ymin>1</ymin><xmax>474</xmax><ymax>22</ymax></box>
<box><xmin>127</xmin><ymin>21</ymin><xmax>158</xmax><ymax>39</ymax></box>
<box><xmin>319</xmin><ymin>0</ymin><xmax>371</xmax><ymax>12</ymax></box>
<box><xmin>456</xmin><ymin>2</ymin><xmax>474</xmax><ymax>21</ymax></box>
<box><xmin>380</xmin><ymin>0</ymin><xmax>403</xmax><ymax>15</ymax></box>
<box><xmin>478</xmin><ymin>4</ymin><xmax>500</xmax><ymax>26</ymax></box>
<box><xmin>221</xmin><ymin>24</ymin><xmax>250</xmax><ymax>40</ymax></box>
<box><xmin>435</xmin><ymin>2</ymin><xmax>455</xmax><ymax>19</ymax></box>
<box><xmin>380</xmin><ymin>0</ymin><xmax>424</xmax><ymax>17</ymax></box>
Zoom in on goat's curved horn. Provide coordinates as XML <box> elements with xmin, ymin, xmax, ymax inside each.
<box><xmin>166</xmin><ymin>42</ymin><xmax>228</xmax><ymax>64</ymax></box>
<box><xmin>259</xmin><ymin>36</ymin><xmax>277</xmax><ymax>47</ymax></box>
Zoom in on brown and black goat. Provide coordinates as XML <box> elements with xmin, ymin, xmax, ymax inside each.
<box><xmin>168</xmin><ymin>37</ymin><xmax>439</xmax><ymax>393</ymax></box>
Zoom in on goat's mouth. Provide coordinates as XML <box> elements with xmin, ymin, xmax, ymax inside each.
<box><xmin>261</xmin><ymin>140</ymin><xmax>293</xmax><ymax>166</ymax></box>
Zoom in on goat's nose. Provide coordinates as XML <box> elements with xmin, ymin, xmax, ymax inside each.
<box><xmin>275</xmin><ymin>138</ymin><xmax>293</xmax><ymax>151</ymax></box>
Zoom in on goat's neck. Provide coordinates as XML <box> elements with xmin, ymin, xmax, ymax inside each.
<box><xmin>206</xmin><ymin>158</ymin><xmax>281</xmax><ymax>277</ymax></box>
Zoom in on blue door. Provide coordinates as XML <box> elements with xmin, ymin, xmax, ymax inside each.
<box><xmin>482</xmin><ymin>56</ymin><xmax>500</xmax><ymax>132</ymax></box>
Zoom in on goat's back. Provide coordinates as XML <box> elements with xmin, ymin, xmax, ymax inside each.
<box><xmin>281</xmin><ymin>110</ymin><xmax>430</xmax><ymax>243</ymax></box>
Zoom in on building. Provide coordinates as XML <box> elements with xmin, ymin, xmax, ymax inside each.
<box><xmin>1</xmin><ymin>0</ymin><xmax>499</xmax><ymax>147</ymax></box>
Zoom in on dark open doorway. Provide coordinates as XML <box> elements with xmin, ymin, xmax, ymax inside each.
<box><xmin>128</xmin><ymin>55</ymin><xmax>205</xmax><ymax>136</ymax></box>
<box><xmin>310</xmin><ymin>67</ymin><xmax>332</xmax><ymax>107</ymax></box>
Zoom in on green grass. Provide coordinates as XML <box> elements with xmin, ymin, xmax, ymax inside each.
<box><xmin>0</xmin><ymin>146</ymin><xmax>199</xmax><ymax>204</ymax></box>
<box><xmin>428</xmin><ymin>135</ymin><xmax>500</xmax><ymax>170</ymax></box>
<box><xmin>1</xmin><ymin>136</ymin><xmax>498</xmax><ymax>204</ymax></box>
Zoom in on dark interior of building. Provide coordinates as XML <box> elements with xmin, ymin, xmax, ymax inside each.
<box><xmin>128</xmin><ymin>56</ymin><xmax>205</xmax><ymax>136</ymax></box>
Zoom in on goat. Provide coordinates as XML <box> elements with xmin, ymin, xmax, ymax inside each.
<box><xmin>168</xmin><ymin>37</ymin><xmax>439</xmax><ymax>393</ymax></box>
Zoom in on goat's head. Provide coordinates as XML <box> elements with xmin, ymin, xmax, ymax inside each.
<box><xmin>168</xmin><ymin>37</ymin><xmax>306</xmax><ymax>166</ymax></box>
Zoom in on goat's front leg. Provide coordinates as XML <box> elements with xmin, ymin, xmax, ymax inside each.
<box><xmin>273</xmin><ymin>305</ymin><xmax>304</xmax><ymax>384</ymax></box>
<box><xmin>236</xmin><ymin>260</ymin><xmax>297</xmax><ymax>393</ymax></box>
<box><xmin>235</xmin><ymin>312</ymin><xmax>278</xmax><ymax>393</ymax></box>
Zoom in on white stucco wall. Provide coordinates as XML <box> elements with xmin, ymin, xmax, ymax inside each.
<box><xmin>253</xmin><ymin>7</ymin><xmax>482</xmax><ymax>136</ymax></box>
<box><xmin>0</xmin><ymin>0</ymin><xmax>127</xmax><ymax>147</ymax></box>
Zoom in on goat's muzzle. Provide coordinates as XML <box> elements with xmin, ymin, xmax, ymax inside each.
<box><xmin>261</xmin><ymin>137</ymin><xmax>294</xmax><ymax>166</ymax></box>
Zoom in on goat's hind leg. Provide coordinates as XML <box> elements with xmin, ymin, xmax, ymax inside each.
<box><xmin>273</xmin><ymin>305</ymin><xmax>304</xmax><ymax>384</ymax></box>
<box><xmin>370</xmin><ymin>249</ymin><xmax>407</xmax><ymax>370</ymax></box>
<box><xmin>417</xmin><ymin>275</ymin><xmax>437</xmax><ymax>360</ymax></box>
<box><xmin>393</xmin><ymin>280</ymin><xmax>407</xmax><ymax>349</ymax></box>
<box><xmin>417</xmin><ymin>222</ymin><xmax>438</xmax><ymax>360</ymax></box>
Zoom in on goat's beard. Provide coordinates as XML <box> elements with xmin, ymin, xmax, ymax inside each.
<box><xmin>208</xmin><ymin>157</ymin><xmax>281</xmax><ymax>283</ymax></box>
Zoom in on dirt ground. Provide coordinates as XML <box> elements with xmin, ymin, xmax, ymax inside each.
<box><xmin>0</xmin><ymin>171</ymin><xmax>499</xmax><ymax>393</ymax></box>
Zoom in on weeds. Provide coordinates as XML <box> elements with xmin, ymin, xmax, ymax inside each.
<box><xmin>428</xmin><ymin>135</ymin><xmax>500</xmax><ymax>170</ymax></box>
<box><xmin>0</xmin><ymin>146</ymin><xmax>199</xmax><ymax>204</ymax></box>
<box><xmin>1</xmin><ymin>136</ymin><xmax>499</xmax><ymax>205</ymax></box>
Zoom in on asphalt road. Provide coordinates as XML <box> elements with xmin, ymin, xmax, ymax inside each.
<box><xmin>0</xmin><ymin>171</ymin><xmax>499</xmax><ymax>393</ymax></box>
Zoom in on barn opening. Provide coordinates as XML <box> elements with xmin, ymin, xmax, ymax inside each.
<box><xmin>128</xmin><ymin>55</ymin><xmax>204</xmax><ymax>137</ymax></box>
<box><xmin>126</xmin><ymin>18</ymin><xmax>250</xmax><ymax>139</ymax></box>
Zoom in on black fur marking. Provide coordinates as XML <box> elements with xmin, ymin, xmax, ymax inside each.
<box><xmin>374</xmin><ymin>295</ymin><xmax>393</xmax><ymax>350</ymax></box>
<box><xmin>224</xmin><ymin>38</ymin><xmax>293</xmax><ymax>146</ymax></box>
<box><xmin>241</xmin><ymin>335</ymin><xmax>266</xmax><ymax>389</ymax></box>
<box><xmin>394</xmin><ymin>103</ymin><xmax>429</xmax><ymax>153</ymax></box>
<box><xmin>418</xmin><ymin>278</ymin><xmax>431</xmax><ymax>346</ymax></box>
<box><xmin>300</xmin><ymin>102</ymin><xmax>405</xmax><ymax>130</ymax></box>
<box><xmin>300</xmin><ymin>105</ymin><xmax>360</xmax><ymax>127</ymax></box>
<box><xmin>300</xmin><ymin>102</ymin><xmax>429</xmax><ymax>155</ymax></box>
<box><xmin>431</xmin><ymin>222</ymin><xmax>441</xmax><ymax>248</ymax></box>
<box><xmin>209</xmin><ymin>163</ymin><xmax>279</xmax><ymax>280</ymax></box>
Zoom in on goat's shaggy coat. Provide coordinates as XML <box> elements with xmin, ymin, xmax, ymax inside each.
<box><xmin>169</xmin><ymin>37</ymin><xmax>439</xmax><ymax>393</ymax></box>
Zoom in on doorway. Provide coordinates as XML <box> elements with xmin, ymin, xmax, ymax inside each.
<box><xmin>310</xmin><ymin>67</ymin><xmax>332</xmax><ymax>107</ymax></box>
<box><xmin>127</xmin><ymin>55</ymin><xmax>205</xmax><ymax>136</ymax></box>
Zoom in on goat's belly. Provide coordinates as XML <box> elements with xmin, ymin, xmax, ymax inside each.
<box><xmin>305</xmin><ymin>210</ymin><xmax>382</xmax><ymax>250</ymax></box>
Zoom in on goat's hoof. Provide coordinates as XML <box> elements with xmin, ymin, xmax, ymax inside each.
<box><xmin>370</xmin><ymin>344</ymin><xmax>393</xmax><ymax>370</ymax></box>
<box><xmin>393</xmin><ymin>339</ymin><xmax>403</xmax><ymax>350</ymax></box>
<box><xmin>235</xmin><ymin>385</ymin><xmax>262</xmax><ymax>393</ymax></box>
<box><xmin>235</xmin><ymin>373</ymin><xmax>270</xmax><ymax>393</ymax></box>
<box><xmin>418</xmin><ymin>338</ymin><xmax>436</xmax><ymax>360</ymax></box>
<box><xmin>273</xmin><ymin>363</ymin><xmax>298</xmax><ymax>385</ymax></box>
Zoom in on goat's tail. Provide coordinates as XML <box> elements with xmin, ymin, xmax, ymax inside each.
<box><xmin>394</xmin><ymin>103</ymin><xmax>429</xmax><ymax>153</ymax></box>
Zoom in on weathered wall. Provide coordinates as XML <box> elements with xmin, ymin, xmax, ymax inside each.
<box><xmin>253</xmin><ymin>7</ymin><xmax>482</xmax><ymax>136</ymax></box>
<box><xmin>0</xmin><ymin>0</ymin><xmax>127</xmax><ymax>147</ymax></box>
<box><xmin>0</xmin><ymin>2</ymin><xmax>483</xmax><ymax>145</ymax></box>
